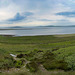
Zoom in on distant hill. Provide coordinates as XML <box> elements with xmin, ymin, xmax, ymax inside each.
<box><xmin>39</xmin><ymin>25</ymin><xmax>75</xmax><ymax>27</ymax></box>
<box><xmin>8</xmin><ymin>26</ymin><xmax>24</xmax><ymax>29</ymax></box>
<box><xmin>0</xmin><ymin>25</ymin><xmax>75</xmax><ymax>30</ymax></box>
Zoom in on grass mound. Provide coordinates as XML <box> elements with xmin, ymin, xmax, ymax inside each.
<box><xmin>54</xmin><ymin>46</ymin><xmax>75</xmax><ymax>70</ymax></box>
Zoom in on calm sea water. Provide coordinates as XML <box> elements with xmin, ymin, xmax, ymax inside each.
<box><xmin>0</xmin><ymin>27</ymin><xmax>75</xmax><ymax>36</ymax></box>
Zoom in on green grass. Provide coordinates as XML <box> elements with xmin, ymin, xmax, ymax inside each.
<box><xmin>53</xmin><ymin>46</ymin><xmax>75</xmax><ymax>70</ymax></box>
<box><xmin>1</xmin><ymin>34</ymin><xmax>75</xmax><ymax>75</ymax></box>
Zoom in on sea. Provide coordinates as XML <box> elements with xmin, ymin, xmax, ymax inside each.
<box><xmin>0</xmin><ymin>27</ymin><xmax>75</xmax><ymax>36</ymax></box>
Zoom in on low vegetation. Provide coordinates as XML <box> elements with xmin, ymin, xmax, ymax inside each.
<box><xmin>0</xmin><ymin>34</ymin><xmax>75</xmax><ymax>75</ymax></box>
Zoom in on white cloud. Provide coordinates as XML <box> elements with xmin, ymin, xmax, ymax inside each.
<box><xmin>0</xmin><ymin>0</ymin><xmax>20</xmax><ymax>21</ymax></box>
<box><xmin>0</xmin><ymin>0</ymin><xmax>75</xmax><ymax>26</ymax></box>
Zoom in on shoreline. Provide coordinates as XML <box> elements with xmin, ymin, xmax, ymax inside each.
<box><xmin>1</xmin><ymin>33</ymin><xmax>75</xmax><ymax>37</ymax></box>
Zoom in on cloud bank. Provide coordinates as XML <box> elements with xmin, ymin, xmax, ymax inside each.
<box><xmin>0</xmin><ymin>0</ymin><xmax>75</xmax><ymax>26</ymax></box>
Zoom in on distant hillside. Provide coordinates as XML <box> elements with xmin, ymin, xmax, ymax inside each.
<box><xmin>39</xmin><ymin>25</ymin><xmax>75</xmax><ymax>27</ymax></box>
<box><xmin>0</xmin><ymin>25</ymin><xmax>75</xmax><ymax>30</ymax></box>
<box><xmin>8</xmin><ymin>26</ymin><xmax>24</xmax><ymax>29</ymax></box>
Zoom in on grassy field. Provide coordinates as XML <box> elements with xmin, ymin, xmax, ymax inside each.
<box><xmin>1</xmin><ymin>34</ymin><xmax>75</xmax><ymax>75</ymax></box>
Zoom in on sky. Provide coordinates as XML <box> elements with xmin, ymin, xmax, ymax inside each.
<box><xmin>0</xmin><ymin>0</ymin><xmax>75</xmax><ymax>27</ymax></box>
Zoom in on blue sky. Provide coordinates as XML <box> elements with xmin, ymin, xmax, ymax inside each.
<box><xmin>0</xmin><ymin>0</ymin><xmax>75</xmax><ymax>26</ymax></box>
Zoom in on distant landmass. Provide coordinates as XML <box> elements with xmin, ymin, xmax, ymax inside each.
<box><xmin>0</xmin><ymin>25</ymin><xmax>75</xmax><ymax>30</ymax></box>
<box><xmin>40</xmin><ymin>25</ymin><xmax>75</xmax><ymax>27</ymax></box>
<box><xmin>8</xmin><ymin>26</ymin><xmax>24</xmax><ymax>29</ymax></box>
<box><xmin>9</xmin><ymin>26</ymin><xmax>23</xmax><ymax>28</ymax></box>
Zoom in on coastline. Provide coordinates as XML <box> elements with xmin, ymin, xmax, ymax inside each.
<box><xmin>1</xmin><ymin>33</ymin><xmax>75</xmax><ymax>37</ymax></box>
